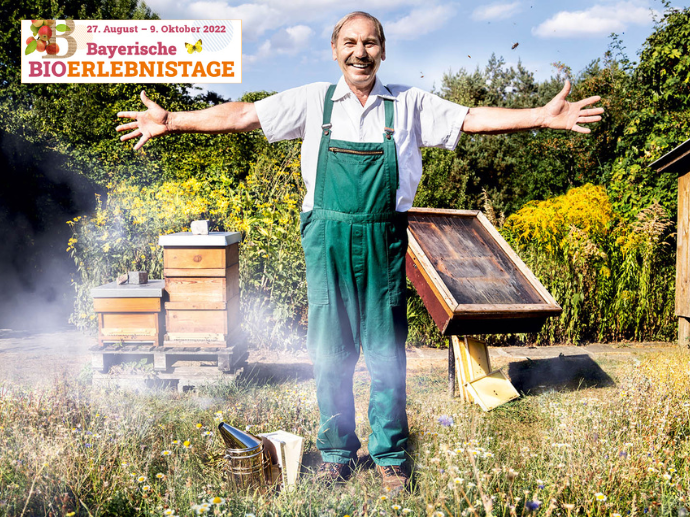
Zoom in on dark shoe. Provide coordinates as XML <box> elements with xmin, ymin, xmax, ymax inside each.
<box><xmin>316</xmin><ymin>462</ymin><xmax>351</xmax><ymax>485</ymax></box>
<box><xmin>378</xmin><ymin>464</ymin><xmax>410</xmax><ymax>496</ymax></box>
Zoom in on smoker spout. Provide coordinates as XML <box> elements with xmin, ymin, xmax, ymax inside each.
<box><xmin>218</xmin><ymin>422</ymin><xmax>262</xmax><ymax>451</ymax></box>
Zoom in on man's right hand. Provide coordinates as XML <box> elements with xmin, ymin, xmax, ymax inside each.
<box><xmin>116</xmin><ymin>91</ymin><xmax>170</xmax><ymax>151</ymax></box>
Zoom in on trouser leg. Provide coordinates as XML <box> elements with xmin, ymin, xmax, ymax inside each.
<box><xmin>362</xmin><ymin>304</ymin><xmax>409</xmax><ymax>465</ymax></box>
<box><xmin>311</xmin><ymin>345</ymin><xmax>361</xmax><ymax>463</ymax></box>
<box><xmin>305</xmin><ymin>219</ymin><xmax>362</xmax><ymax>463</ymax></box>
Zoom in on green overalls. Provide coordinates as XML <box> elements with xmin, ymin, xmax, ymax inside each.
<box><xmin>300</xmin><ymin>84</ymin><xmax>409</xmax><ymax>466</ymax></box>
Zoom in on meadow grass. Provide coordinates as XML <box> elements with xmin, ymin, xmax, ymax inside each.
<box><xmin>1</xmin><ymin>349</ymin><xmax>689</xmax><ymax>517</ymax></box>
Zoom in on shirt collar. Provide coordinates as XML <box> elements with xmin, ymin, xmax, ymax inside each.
<box><xmin>332</xmin><ymin>76</ymin><xmax>396</xmax><ymax>102</ymax></box>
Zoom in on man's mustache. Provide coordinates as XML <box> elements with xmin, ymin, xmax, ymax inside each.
<box><xmin>345</xmin><ymin>57</ymin><xmax>373</xmax><ymax>66</ymax></box>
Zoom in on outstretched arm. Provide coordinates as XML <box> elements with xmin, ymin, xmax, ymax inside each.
<box><xmin>460</xmin><ymin>80</ymin><xmax>603</xmax><ymax>135</ymax></box>
<box><xmin>116</xmin><ymin>91</ymin><xmax>261</xmax><ymax>151</ymax></box>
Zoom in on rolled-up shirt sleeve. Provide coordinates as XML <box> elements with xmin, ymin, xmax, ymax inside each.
<box><xmin>254</xmin><ymin>85</ymin><xmax>311</xmax><ymax>143</ymax></box>
<box><xmin>413</xmin><ymin>88</ymin><xmax>469</xmax><ymax>150</ymax></box>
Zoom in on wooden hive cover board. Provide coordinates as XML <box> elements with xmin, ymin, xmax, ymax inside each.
<box><xmin>406</xmin><ymin>208</ymin><xmax>561</xmax><ymax>335</ymax></box>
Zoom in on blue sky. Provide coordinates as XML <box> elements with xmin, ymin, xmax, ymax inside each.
<box><xmin>142</xmin><ymin>0</ymin><xmax>685</xmax><ymax>100</ymax></box>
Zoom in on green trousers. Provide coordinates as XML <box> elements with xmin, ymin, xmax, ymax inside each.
<box><xmin>300</xmin><ymin>85</ymin><xmax>409</xmax><ymax>466</ymax></box>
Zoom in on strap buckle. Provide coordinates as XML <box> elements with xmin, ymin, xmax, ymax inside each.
<box><xmin>384</xmin><ymin>127</ymin><xmax>394</xmax><ymax>140</ymax></box>
<box><xmin>322</xmin><ymin>123</ymin><xmax>332</xmax><ymax>135</ymax></box>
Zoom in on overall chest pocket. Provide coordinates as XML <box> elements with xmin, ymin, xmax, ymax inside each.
<box><xmin>322</xmin><ymin>148</ymin><xmax>387</xmax><ymax>214</ymax></box>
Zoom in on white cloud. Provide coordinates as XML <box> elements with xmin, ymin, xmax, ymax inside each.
<box><xmin>385</xmin><ymin>5</ymin><xmax>456</xmax><ymax>40</ymax></box>
<box><xmin>533</xmin><ymin>1</ymin><xmax>659</xmax><ymax>38</ymax></box>
<box><xmin>471</xmin><ymin>2</ymin><xmax>521</xmax><ymax>21</ymax></box>
<box><xmin>244</xmin><ymin>24</ymin><xmax>316</xmax><ymax>63</ymax></box>
<box><xmin>184</xmin><ymin>2</ymin><xmax>285</xmax><ymax>38</ymax></box>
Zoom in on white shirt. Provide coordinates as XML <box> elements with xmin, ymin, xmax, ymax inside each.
<box><xmin>255</xmin><ymin>76</ymin><xmax>469</xmax><ymax>212</ymax></box>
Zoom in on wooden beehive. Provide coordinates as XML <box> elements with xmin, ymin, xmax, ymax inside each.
<box><xmin>406</xmin><ymin>208</ymin><xmax>562</xmax><ymax>335</ymax></box>
<box><xmin>159</xmin><ymin>232</ymin><xmax>241</xmax><ymax>347</ymax></box>
<box><xmin>650</xmin><ymin>138</ymin><xmax>690</xmax><ymax>347</ymax></box>
<box><xmin>91</xmin><ymin>280</ymin><xmax>165</xmax><ymax>347</ymax></box>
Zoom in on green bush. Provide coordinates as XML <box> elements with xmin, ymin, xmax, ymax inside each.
<box><xmin>501</xmin><ymin>184</ymin><xmax>676</xmax><ymax>344</ymax></box>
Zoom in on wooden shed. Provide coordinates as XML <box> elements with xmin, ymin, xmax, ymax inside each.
<box><xmin>650</xmin><ymin>138</ymin><xmax>690</xmax><ymax>346</ymax></box>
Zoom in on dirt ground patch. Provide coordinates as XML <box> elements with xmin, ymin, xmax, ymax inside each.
<box><xmin>0</xmin><ymin>328</ymin><xmax>675</xmax><ymax>391</ymax></box>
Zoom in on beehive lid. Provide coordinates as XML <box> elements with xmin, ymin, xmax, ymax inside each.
<box><xmin>91</xmin><ymin>279</ymin><xmax>165</xmax><ymax>298</ymax></box>
<box><xmin>406</xmin><ymin>208</ymin><xmax>561</xmax><ymax>335</ymax></box>
<box><xmin>158</xmin><ymin>231</ymin><xmax>241</xmax><ymax>247</ymax></box>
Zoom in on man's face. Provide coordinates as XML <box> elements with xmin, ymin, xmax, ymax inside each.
<box><xmin>331</xmin><ymin>16</ymin><xmax>385</xmax><ymax>93</ymax></box>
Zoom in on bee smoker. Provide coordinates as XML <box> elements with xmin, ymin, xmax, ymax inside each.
<box><xmin>218</xmin><ymin>422</ymin><xmax>273</xmax><ymax>490</ymax></box>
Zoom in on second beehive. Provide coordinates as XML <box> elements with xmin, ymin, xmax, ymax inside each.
<box><xmin>159</xmin><ymin>232</ymin><xmax>241</xmax><ymax>347</ymax></box>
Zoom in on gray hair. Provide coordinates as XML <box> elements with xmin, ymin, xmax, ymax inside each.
<box><xmin>331</xmin><ymin>11</ymin><xmax>385</xmax><ymax>47</ymax></box>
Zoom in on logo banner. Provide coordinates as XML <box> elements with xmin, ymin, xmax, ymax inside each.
<box><xmin>21</xmin><ymin>20</ymin><xmax>242</xmax><ymax>83</ymax></box>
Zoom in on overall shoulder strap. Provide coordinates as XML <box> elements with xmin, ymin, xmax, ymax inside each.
<box><xmin>322</xmin><ymin>84</ymin><xmax>337</xmax><ymax>132</ymax></box>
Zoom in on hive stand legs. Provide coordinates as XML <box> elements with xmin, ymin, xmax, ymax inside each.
<box><xmin>153</xmin><ymin>352</ymin><xmax>168</xmax><ymax>372</ymax></box>
<box><xmin>448</xmin><ymin>337</ymin><xmax>455</xmax><ymax>397</ymax></box>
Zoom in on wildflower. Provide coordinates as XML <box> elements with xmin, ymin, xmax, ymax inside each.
<box><xmin>594</xmin><ymin>493</ymin><xmax>607</xmax><ymax>502</ymax></box>
<box><xmin>172</xmin><ymin>439</ymin><xmax>180</xmax><ymax>445</ymax></box>
<box><xmin>210</xmin><ymin>497</ymin><xmax>226</xmax><ymax>505</ymax></box>
<box><xmin>380</xmin><ymin>495</ymin><xmax>388</xmax><ymax>501</ymax></box>
<box><xmin>143</xmin><ymin>485</ymin><xmax>151</xmax><ymax>491</ymax></box>
<box><xmin>483</xmin><ymin>452</ymin><xmax>494</xmax><ymax>458</ymax></box>
<box><xmin>437</xmin><ymin>415</ymin><xmax>454</xmax><ymax>427</ymax></box>
<box><xmin>66</xmin><ymin>513</ymin><xmax>76</xmax><ymax>517</ymax></box>
<box><xmin>662</xmin><ymin>473</ymin><xmax>672</xmax><ymax>481</ymax></box>
<box><xmin>613</xmin><ymin>513</ymin><xmax>622</xmax><ymax>517</ymax></box>
<box><xmin>669</xmin><ymin>467</ymin><xmax>677</xmax><ymax>473</ymax></box>
<box><xmin>433</xmin><ymin>512</ymin><xmax>444</xmax><ymax>517</ymax></box>
<box><xmin>525</xmin><ymin>501</ymin><xmax>542</xmax><ymax>512</ymax></box>
<box><xmin>156</xmin><ymin>473</ymin><xmax>165</xmax><ymax>479</ymax></box>
<box><xmin>245</xmin><ymin>514</ymin><xmax>256</xmax><ymax>517</ymax></box>
<box><xmin>196</xmin><ymin>423</ymin><xmax>203</xmax><ymax>429</ymax></box>
<box><xmin>162</xmin><ymin>450</ymin><xmax>172</xmax><ymax>456</ymax></box>
<box><xmin>402</xmin><ymin>510</ymin><xmax>412</xmax><ymax>515</ymax></box>
<box><xmin>137</xmin><ymin>475</ymin><xmax>147</xmax><ymax>483</ymax></box>
<box><xmin>454</xmin><ymin>478</ymin><xmax>463</xmax><ymax>484</ymax></box>
<box><xmin>467</xmin><ymin>482</ymin><xmax>476</xmax><ymax>488</ymax></box>
<box><xmin>163</xmin><ymin>510</ymin><xmax>175</xmax><ymax>516</ymax></box>
<box><xmin>202</xmin><ymin>431</ymin><xmax>213</xmax><ymax>437</ymax></box>
<box><xmin>392</xmin><ymin>504</ymin><xmax>401</xmax><ymax>511</ymax></box>
<box><xmin>183</xmin><ymin>440</ymin><xmax>191</xmax><ymax>449</ymax></box>
<box><xmin>121</xmin><ymin>462</ymin><xmax>129</xmax><ymax>467</ymax></box>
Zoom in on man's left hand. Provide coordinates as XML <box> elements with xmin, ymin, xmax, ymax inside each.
<box><xmin>542</xmin><ymin>79</ymin><xmax>603</xmax><ymax>134</ymax></box>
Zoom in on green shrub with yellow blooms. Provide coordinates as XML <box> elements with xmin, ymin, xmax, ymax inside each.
<box><xmin>67</xmin><ymin>152</ymin><xmax>307</xmax><ymax>349</ymax></box>
<box><xmin>501</xmin><ymin>184</ymin><xmax>676</xmax><ymax>344</ymax></box>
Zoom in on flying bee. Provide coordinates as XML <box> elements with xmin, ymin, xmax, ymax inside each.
<box><xmin>511</xmin><ymin>42</ymin><xmax>519</xmax><ymax>50</ymax></box>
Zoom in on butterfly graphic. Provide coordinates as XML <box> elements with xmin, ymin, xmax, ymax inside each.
<box><xmin>185</xmin><ymin>39</ymin><xmax>202</xmax><ymax>54</ymax></box>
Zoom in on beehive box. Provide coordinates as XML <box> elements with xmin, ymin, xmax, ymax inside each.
<box><xmin>159</xmin><ymin>232</ymin><xmax>241</xmax><ymax>347</ymax></box>
<box><xmin>406</xmin><ymin>208</ymin><xmax>562</xmax><ymax>335</ymax></box>
<box><xmin>91</xmin><ymin>280</ymin><xmax>165</xmax><ymax>347</ymax></box>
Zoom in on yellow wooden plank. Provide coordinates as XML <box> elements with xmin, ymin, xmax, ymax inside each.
<box><xmin>465</xmin><ymin>370</ymin><xmax>520</xmax><ymax>412</ymax></box>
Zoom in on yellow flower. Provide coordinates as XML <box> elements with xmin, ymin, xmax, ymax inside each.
<box><xmin>196</xmin><ymin>423</ymin><xmax>203</xmax><ymax>429</ymax></box>
<box><xmin>183</xmin><ymin>440</ymin><xmax>191</xmax><ymax>449</ymax></box>
<box><xmin>594</xmin><ymin>493</ymin><xmax>607</xmax><ymax>502</ymax></box>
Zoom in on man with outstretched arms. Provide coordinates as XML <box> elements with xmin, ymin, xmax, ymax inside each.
<box><xmin>117</xmin><ymin>11</ymin><xmax>603</xmax><ymax>495</ymax></box>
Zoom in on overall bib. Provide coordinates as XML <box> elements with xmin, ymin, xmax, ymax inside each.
<box><xmin>300</xmin><ymin>85</ymin><xmax>409</xmax><ymax>466</ymax></box>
